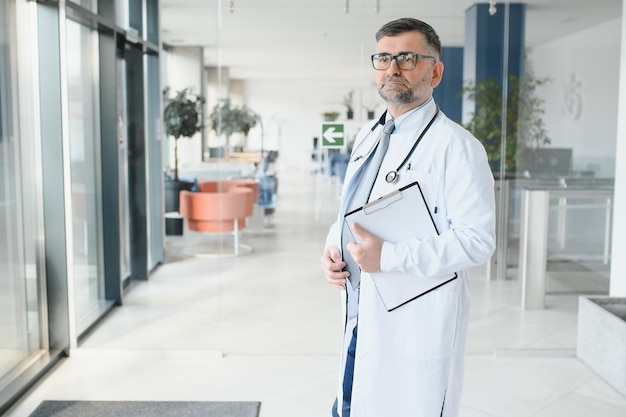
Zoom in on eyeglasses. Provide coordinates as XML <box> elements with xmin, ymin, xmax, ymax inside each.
<box><xmin>371</xmin><ymin>52</ymin><xmax>437</xmax><ymax>70</ymax></box>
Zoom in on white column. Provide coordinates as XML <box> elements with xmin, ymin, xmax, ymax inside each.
<box><xmin>206</xmin><ymin>66</ymin><xmax>230</xmax><ymax>149</ymax></box>
<box><xmin>609</xmin><ymin>0</ymin><xmax>626</xmax><ymax>296</ymax></box>
<box><xmin>166</xmin><ymin>46</ymin><xmax>204</xmax><ymax>169</ymax></box>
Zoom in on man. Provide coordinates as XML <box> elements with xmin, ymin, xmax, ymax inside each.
<box><xmin>320</xmin><ymin>18</ymin><xmax>496</xmax><ymax>417</ymax></box>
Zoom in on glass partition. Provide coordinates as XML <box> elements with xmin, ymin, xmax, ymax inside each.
<box><xmin>1</xmin><ymin>0</ymin><xmax>163</xmax><ymax>411</ymax></box>
<box><xmin>146</xmin><ymin>0</ymin><xmax>159</xmax><ymax>45</ymax></box>
<box><xmin>0</xmin><ymin>0</ymin><xmax>29</xmax><ymax>380</ymax></box>
<box><xmin>163</xmin><ymin>0</ymin><xmax>621</xmax><ymax>357</ymax></box>
<box><xmin>68</xmin><ymin>0</ymin><xmax>97</xmax><ymax>13</ymax></box>
<box><xmin>495</xmin><ymin>0</ymin><xmax>620</xmax><ymax>352</ymax></box>
<box><xmin>115</xmin><ymin>0</ymin><xmax>129</xmax><ymax>30</ymax></box>
<box><xmin>116</xmin><ymin>54</ymin><xmax>131</xmax><ymax>284</ymax></box>
<box><xmin>65</xmin><ymin>18</ymin><xmax>108</xmax><ymax>334</ymax></box>
<box><xmin>0</xmin><ymin>0</ymin><xmax>47</xmax><ymax>395</ymax></box>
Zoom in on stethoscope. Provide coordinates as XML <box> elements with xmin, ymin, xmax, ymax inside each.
<box><xmin>352</xmin><ymin>106</ymin><xmax>440</xmax><ymax>184</ymax></box>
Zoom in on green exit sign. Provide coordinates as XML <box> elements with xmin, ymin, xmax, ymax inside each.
<box><xmin>321</xmin><ymin>123</ymin><xmax>345</xmax><ymax>148</ymax></box>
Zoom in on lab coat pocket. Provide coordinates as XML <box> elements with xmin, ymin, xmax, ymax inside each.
<box><xmin>391</xmin><ymin>285</ymin><xmax>459</xmax><ymax>359</ymax></box>
<box><xmin>404</xmin><ymin>170</ymin><xmax>441</xmax><ymax>211</ymax></box>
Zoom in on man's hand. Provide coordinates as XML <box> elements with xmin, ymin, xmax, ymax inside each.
<box><xmin>320</xmin><ymin>245</ymin><xmax>349</xmax><ymax>290</ymax></box>
<box><xmin>347</xmin><ymin>222</ymin><xmax>383</xmax><ymax>273</ymax></box>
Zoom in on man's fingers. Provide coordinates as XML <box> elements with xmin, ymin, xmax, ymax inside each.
<box><xmin>326</xmin><ymin>271</ymin><xmax>348</xmax><ymax>289</ymax></box>
<box><xmin>351</xmin><ymin>222</ymin><xmax>372</xmax><ymax>240</ymax></box>
<box><xmin>325</xmin><ymin>245</ymin><xmax>342</xmax><ymax>263</ymax></box>
<box><xmin>321</xmin><ymin>246</ymin><xmax>349</xmax><ymax>290</ymax></box>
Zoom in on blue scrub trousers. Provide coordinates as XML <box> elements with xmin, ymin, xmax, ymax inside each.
<box><xmin>332</xmin><ymin>324</ymin><xmax>358</xmax><ymax>417</ymax></box>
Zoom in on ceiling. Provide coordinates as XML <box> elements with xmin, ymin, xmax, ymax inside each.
<box><xmin>160</xmin><ymin>0</ymin><xmax>622</xmax><ymax>82</ymax></box>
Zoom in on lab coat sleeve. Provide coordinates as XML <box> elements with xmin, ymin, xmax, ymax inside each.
<box><xmin>380</xmin><ymin>132</ymin><xmax>496</xmax><ymax>278</ymax></box>
<box><xmin>325</xmin><ymin>218</ymin><xmax>341</xmax><ymax>250</ymax></box>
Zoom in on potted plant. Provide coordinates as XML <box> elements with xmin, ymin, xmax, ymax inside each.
<box><xmin>162</xmin><ymin>86</ymin><xmax>204</xmax><ymax>234</ymax></box>
<box><xmin>163</xmin><ymin>86</ymin><xmax>204</xmax><ymax>181</ymax></box>
<box><xmin>343</xmin><ymin>90</ymin><xmax>354</xmax><ymax>120</ymax></box>
<box><xmin>461</xmin><ymin>70</ymin><xmax>550</xmax><ymax>172</ymax></box>
<box><xmin>208</xmin><ymin>98</ymin><xmax>258</xmax><ymax>154</ymax></box>
<box><xmin>323</xmin><ymin>111</ymin><xmax>340</xmax><ymax>121</ymax></box>
<box><xmin>364</xmin><ymin>105</ymin><xmax>377</xmax><ymax>120</ymax></box>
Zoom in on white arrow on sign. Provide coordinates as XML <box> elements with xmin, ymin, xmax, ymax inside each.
<box><xmin>323</xmin><ymin>126</ymin><xmax>343</xmax><ymax>143</ymax></box>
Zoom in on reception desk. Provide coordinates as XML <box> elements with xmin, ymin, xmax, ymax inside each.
<box><xmin>218</xmin><ymin>151</ymin><xmax>263</xmax><ymax>164</ymax></box>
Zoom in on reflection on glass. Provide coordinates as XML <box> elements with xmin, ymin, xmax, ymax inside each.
<box><xmin>496</xmin><ymin>1</ymin><xmax>620</xmax><ymax>351</ymax></box>
<box><xmin>0</xmin><ymin>0</ymin><xmax>24</xmax><ymax>379</ymax></box>
<box><xmin>116</xmin><ymin>56</ymin><xmax>131</xmax><ymax>282</ymax></box>
<box><xmin>116</xmin><ymin>0</ymin><xmax>129</xmax><ymax>30</ymax></box>
<box><xmin>68</xmin><ymin>0</ymin><xmax>97</xmax><ymax>13</ymax></box>
<box><xmin>66</xmin><ymin>19</ymin><xmax>105</xmax><ymax>333</ymax></box>
<box><xmin>0</xmin><ymin>0</ymin><xmax>43</xmax><ymax>382</ymax></box>
<box><xmin>146</xmin><ymin>0</ymin><xmax>159</xmax><ymax>45</ymax></box>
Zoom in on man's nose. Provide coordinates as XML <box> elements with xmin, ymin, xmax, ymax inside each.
<box><xmin>386</xmin><ymin>58</ymin><xmax>402</xmax><ymax>75</ymax></box>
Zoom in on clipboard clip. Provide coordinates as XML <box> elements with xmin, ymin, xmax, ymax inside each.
<box><xmin>363</xmin><ymin>189</ymin><xmax>403</xmax><ymax>215</ymax></box>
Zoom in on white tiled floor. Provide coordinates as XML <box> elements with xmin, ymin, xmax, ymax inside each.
<box><xmin>4</xmin><ymin>168</ymin><xmax>626</xmax><ymax>417</ymax></box>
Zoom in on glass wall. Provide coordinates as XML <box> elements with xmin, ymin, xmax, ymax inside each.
<box><xmin>0</xmin><ymin>0</ymin><xmax>162</xmax><ymax>412</ymax></box>
<box><xmin>116</xmin><ymin>54</ymin><xmax>132</xmax><ymax>284</ymax></box>
<box><xmin>65</xmin><ymin>18</ymin><xmax>108</xmax><ymax>334</ymax></box>
<box><xmin>187</xmin><ymin>1</ymin><xmax>620</xmax><ymax>355</ymax></box>
<box><xmin>0</xmin><ymin>0</ymin><xmax>29</xmax><ymax>379</ymax></box>
<box><xmin>69</xmin><ymin>0</ymin><xmax>96</xmax><ymax>14</ymax></box>
<box><xmin>0</xmin><ymin>0</ymin><xmax>47</xmax><ymax>401</ymax></box>
<box><xmin>115</xmin><ymin>0</ymin><xmax>128</xmax><ymax>30</ymax></box>
<box><xmin>494</xmin><ymin>1</ymin><xmax>620</xmax><ymax>352</ymax></box>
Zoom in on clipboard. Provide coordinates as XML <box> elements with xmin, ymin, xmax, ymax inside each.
<box><xmin>344</xmin><ymin>182</ymin><xmax>457</xmax><ymax>311</ymax></box>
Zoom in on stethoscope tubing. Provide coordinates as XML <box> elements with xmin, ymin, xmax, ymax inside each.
<box><xmin>350</xmin><ymin>107</ymin><xmax>440</xmax><ymax>184</ymax></box>
<box><xmin>351</xmin><ymin>111</ymin><xmax>388</xmax><ymax>162</ymax></box>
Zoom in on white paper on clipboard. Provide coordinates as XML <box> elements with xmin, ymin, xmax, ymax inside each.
<box><xmin>344</xmin><ymin>182</ymin><xmax>457</xmax><ymax>311</ymax></box>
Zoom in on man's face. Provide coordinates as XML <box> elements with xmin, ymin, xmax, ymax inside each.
<box><xmin>375</xmin><ymin>32</ymin><xmax>443</xmax><ymax>108</ymax></box>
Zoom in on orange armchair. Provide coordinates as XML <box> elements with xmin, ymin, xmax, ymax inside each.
<box><xmin>179</xmin><ymin>187</ymin><xmax>253</xmax><ymax>256</ymax></box>
<box><xmin>198</xmin><ymin>179</ymin><xmax>259</xmax><ymax>220</ymax></box>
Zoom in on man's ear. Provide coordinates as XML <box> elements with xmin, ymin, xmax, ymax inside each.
<box><xmin>431</xmin><ymin>61</ymin><xmax>444</xmax><ymax>88</ymax></box>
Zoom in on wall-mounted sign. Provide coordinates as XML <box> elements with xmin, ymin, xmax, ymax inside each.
<box><xmin>321</xmin><ymin>123</ymin><xmax>345</xmax><ymax>148</ymax></box>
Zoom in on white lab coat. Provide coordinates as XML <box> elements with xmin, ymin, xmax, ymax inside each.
<box><xmin>325</xmin><ymin>100</ymin><xmax>496</xmax><ymax>417</ymax></box>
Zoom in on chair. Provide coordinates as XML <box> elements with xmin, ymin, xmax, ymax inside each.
<box><xmin>197</xmin><ymin>179</ymin><xmax>259</xmax><ymax>221</ymax></box>
<box><xmin>179</xmin><ymin>187</ymin><xmax>253</xmax><ymax>256</ymax></box>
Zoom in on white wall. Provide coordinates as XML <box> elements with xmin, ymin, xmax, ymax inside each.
<box><xmin>165</xmin><ymin>51</ymin><xmax>383</xmax><ymax>173</ymax></box>
<box><xmin>164</xmin><ymin>46</ymin><xmax>203</xmax><ymax>175</ymax></box>
<box><xmin>243</xmin><ymin>77</ymin><xmax>380</xmax><ymax>173</ymax></box>
<box><xmin>529</xmin><ymin>19</ymin><xmax>621</xmax><ymax>178</ymax></box>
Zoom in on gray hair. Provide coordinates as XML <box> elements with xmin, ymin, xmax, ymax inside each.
<box><xmin>375</xmin><ymin>18</ymin><xmax>442</xmax><ymax>58</ymax></box>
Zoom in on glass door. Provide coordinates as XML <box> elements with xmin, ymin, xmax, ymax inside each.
<box><xmin>0</xmin><ymin>0</ymin><xmax>29</xmax><ymax>379</ymax></box>
<box><xmin>116</xmin><ymin>54</ymin><xmax>131</xmax><ymax>283</ymax></box>
<box><xmin>0</xmin><ymin>0</ymin><xmax>47</xmax><ymax>389</ymax></box>
<box><xmin>65</xmin><ymin>18</ymin><xmax>108</xmax><ymax>334</ymax></box>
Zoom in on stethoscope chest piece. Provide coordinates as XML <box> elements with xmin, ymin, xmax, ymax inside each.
<box><xmin>382</xmin><ymin>106</ymin><xmax>440</xmax><ymax>185</ymax></box>
<box><xmin>385</xmin><ymin>170</ymin><xmax>399</xmax><ymax>184</ymax></box>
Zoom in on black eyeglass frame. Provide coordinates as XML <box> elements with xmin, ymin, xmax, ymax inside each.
<box><xmin>370</xmin><ymin>52</ymin><xmax>437</xmax><ymax>70</ymax></box>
